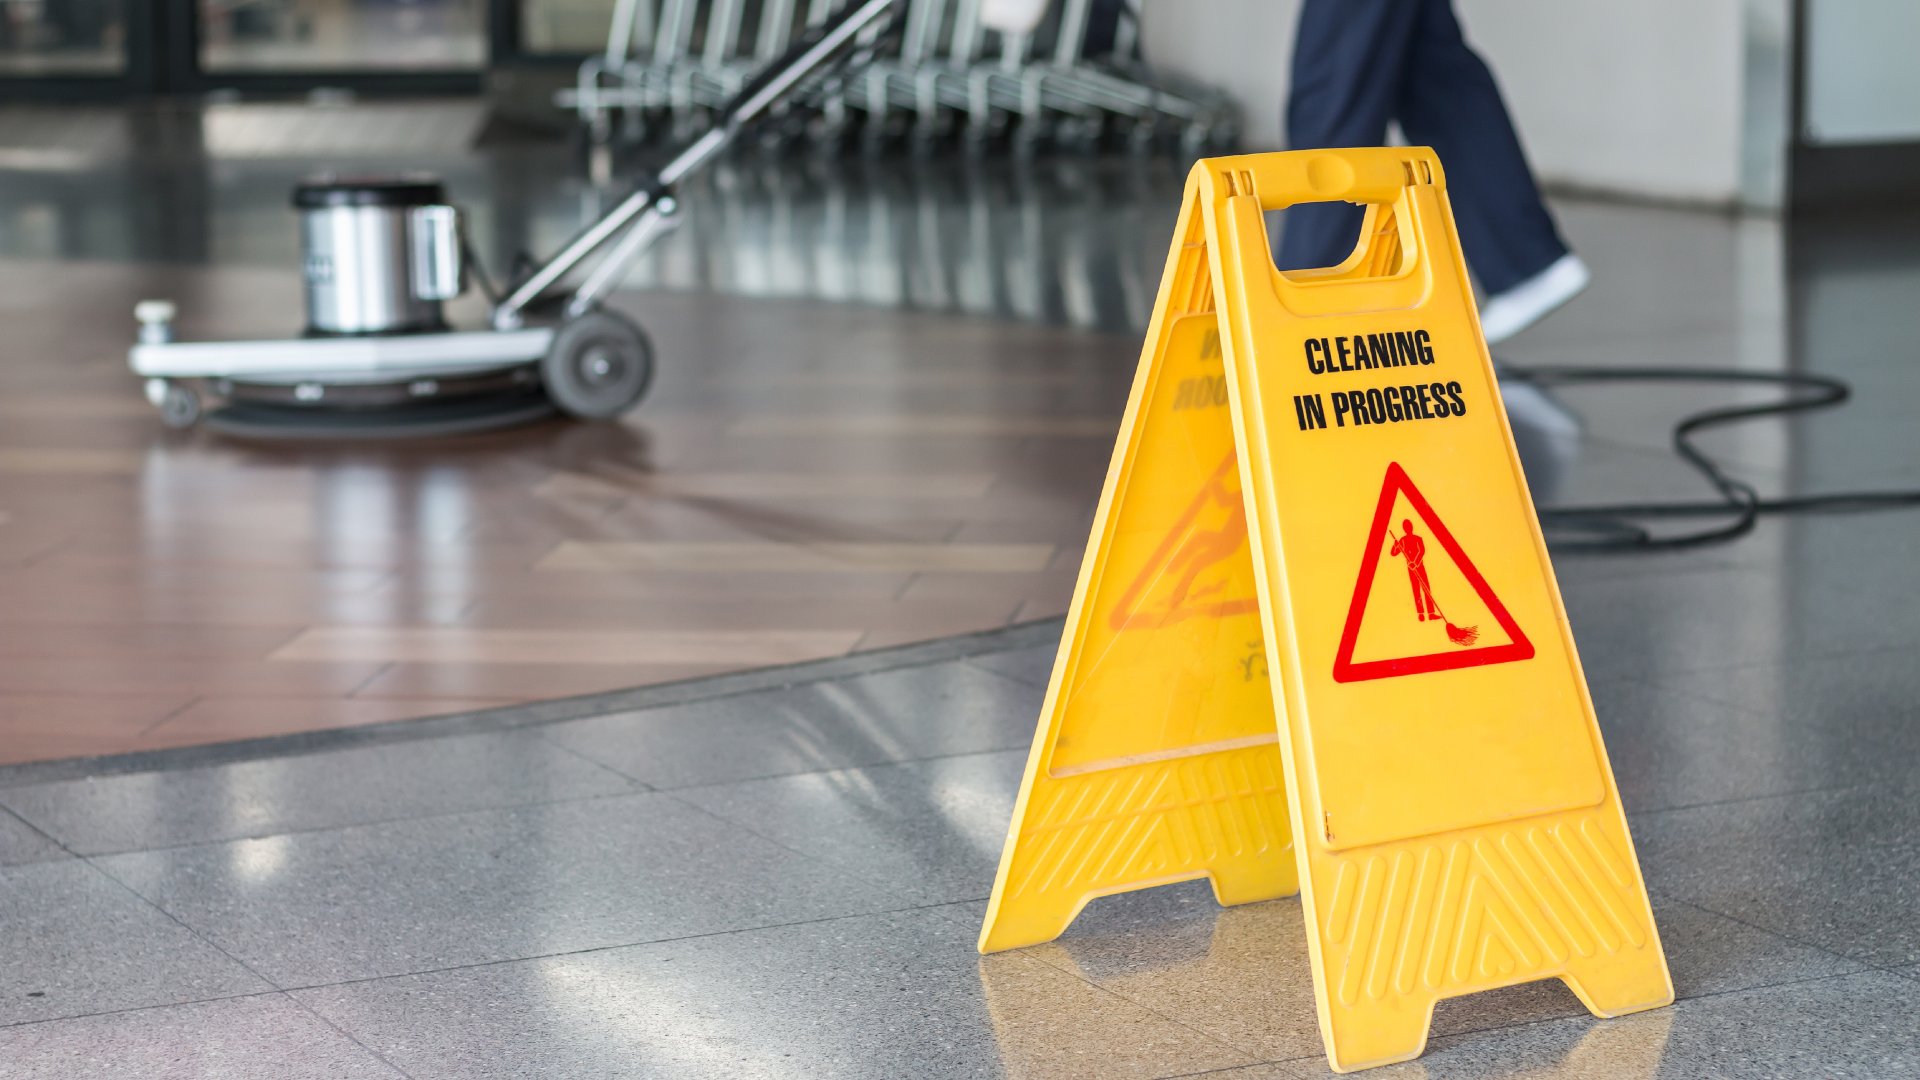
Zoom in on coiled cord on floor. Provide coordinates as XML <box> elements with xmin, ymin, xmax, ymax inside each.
<box><xmin>1502</xmin><ymin>364</ymin><xmax>1920</xmax><ymax>553</ymax></box>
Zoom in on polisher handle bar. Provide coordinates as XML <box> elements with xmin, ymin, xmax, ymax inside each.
<box><xmin>491</xmin><ymin>0</ymin><xmax>897</xmax><ymax>330</ymax></box>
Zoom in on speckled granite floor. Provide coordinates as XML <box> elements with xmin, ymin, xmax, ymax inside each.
<box><xmin>0</xmin><ymin>561</ymin><xmax>1917</xmax><ymax>1079</ymax></box>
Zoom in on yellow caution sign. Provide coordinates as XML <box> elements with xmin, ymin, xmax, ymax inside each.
<box><xmin>975</xmin><ymin>309</ymin><xmax>1297</xmax><ymax>956</ymax></box>
<box><xmin>980</xmin><ymin>148</ymin><xmax>1672</xmax><ymax>1072</ymax></box>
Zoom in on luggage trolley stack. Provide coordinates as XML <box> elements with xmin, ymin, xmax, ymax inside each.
<box><xmin>563</xmin><ymin>0</ymin><xmax>1238</xmax><ymax>154</ymax></box>
<box><xmin>129</xmin><ymin>0</ymin><xmax>899</xmax><ymax>437</ymax></box>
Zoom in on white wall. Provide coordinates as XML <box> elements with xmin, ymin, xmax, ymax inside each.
<box><xmin>1136</xmin><ymin>1</ymin><xmax>1297</xmax><ymax>163</ymax></box>
<box><xmin>1139</xmin><ymin>0</ymin><xmax>1761</xmax><ymax>207</ymax></box>
<box><xmin>1804</xmin><ymin>0</ymin><xmax>1920</xmax><ymax>143</ymax></box>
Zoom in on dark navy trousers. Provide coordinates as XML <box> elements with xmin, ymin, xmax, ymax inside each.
<box><xmin>1275</xmin><ymin>0</ymin><xmax>1568</xmax><ymax>294</ymax></box>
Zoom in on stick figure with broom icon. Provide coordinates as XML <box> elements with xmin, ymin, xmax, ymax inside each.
<box><xmin>1390</xmin><ymin>518</ymin><xmax>1479</xmax><ymax>647</ymax></box>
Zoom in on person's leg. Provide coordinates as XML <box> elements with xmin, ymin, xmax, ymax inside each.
<box><xmin>1394</xmin><ymin>0</ymin><xmax>1568</xmax><ymax>295</ymax></box>
<box><xmin>1276</xmin><ymin>0</ymin><xmax>1422</xmax><ymax>272</ymax></box>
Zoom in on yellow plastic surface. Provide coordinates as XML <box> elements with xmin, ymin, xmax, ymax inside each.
<box><xmin>976</xmin><ymin>297</ymin><xmax>1298</xmax><ymax>956</ymax></box>
<box><xmin>980</xmin><ymin>148</ymin><xmax>1672</xmax><ymax>1073</ymax></box>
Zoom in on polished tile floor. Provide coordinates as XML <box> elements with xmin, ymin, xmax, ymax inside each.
<box><xmin>5</xmin><ymin>96</ymin><xmax>1920</xmax><ymax>1074</ymax></box>
<box><xmin>0</xmin><ymin>584</ymin><xmax>1915</xmax><ymax>1078</ymax></box>
<box><xmin>0</xmin><ymin>258</ymin><xmax>1125</xmax><ymax>761</ymax></box>
<box><xmin>0</xmin><ymin>99</ymin><xmax>1855</xmax><ymax>764</ymax></box>
<box><xmin>0</xmin><ymin>102</ymin><xmax>1182</xmax><ymax>762</ymax></box>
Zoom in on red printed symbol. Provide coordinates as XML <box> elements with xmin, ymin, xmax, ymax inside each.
<box><xmin>1109</xmin><ymin>453</ymin><xmax>1258</xmax><ymax>631</ymax></box>
<box><xmin>1332</xmin><ymin>462</ymin><xmax>1532</xmax><ymax>682</ymax></box>
<box><xmin>1389</xmin><ymin>519</ymin><xmax>1478</xmax><ymax>647</ymax></box>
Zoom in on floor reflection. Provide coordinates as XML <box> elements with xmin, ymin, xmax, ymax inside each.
<box><xmin>975</xmin><ymin>882</ymin><xmax>1678</xmax><ymax>1078</ymax></box>
<box><xmin>8</xmin><ymin>99</ymin><xmax>1920</xmax><ymax>776</ymax></box>
<box><xmin>1497</xmin><ymin>374</ymin><xmax>1583</xmax><ymax>505</ymax></box>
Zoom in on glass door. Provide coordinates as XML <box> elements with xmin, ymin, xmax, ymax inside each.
<box><xmin>515</xmin><ymin>0</ymin><xmax>619</xmax><ymax>56</ymax></box>
<box><xmin>0</xmin><ymin>0</ymin><xmax>126</xmax><ymax>75</ymax></box>
<box><xmin>0</xmin><ymin>0</ymin><xmax>537</xmax><ymax>99</ymax></box>
<box><xmin>0</xmin><ymin>0</ymin><xmax>156</xmax><ymax>98</ymax></box>
<box><xmin>198</xmin><ymin>0</ymin><xmax>485</xmax><ymax>74</ymax></box>
<box><xmin>168</xmin><ymin>0</ymin><xmax>485</xmax><ymax>94</ymax></box>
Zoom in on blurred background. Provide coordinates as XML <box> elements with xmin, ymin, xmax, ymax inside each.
<box><xmin>0</xmin><ymin>8</ymin><xmax>1918</xmax><ymax>1077</ymax></box>
<box><xmin>0</xmin><ymin>0</ymin><xmax>1910</xmax><ymax>764</ymax></box>
<box><xmin>0</xmin><ymin>0</ymin><xmax>1909</xmax><ymax>209</ymax></box>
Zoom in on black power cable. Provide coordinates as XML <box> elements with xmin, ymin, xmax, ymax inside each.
<box><xmin>1499</xmin><ymin>364</ymin><xmax>1920</xmax><ymax>553</ymax></box>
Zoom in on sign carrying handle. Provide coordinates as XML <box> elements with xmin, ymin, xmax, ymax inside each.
<box><xmin>1202</xmin><ymin>148</ymin><xmax>1466</xmax><ymax>319</ymax></box>
<box><xmin>1234</xmin><ymin>147</ymin><xmax>1438</xmax><ymax>210</ymax></box>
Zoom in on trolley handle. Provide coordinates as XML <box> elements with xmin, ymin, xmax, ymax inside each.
<box><xmin>719</xmin><ymin>0</ymin><xmax>897</xmax><ymax>133</ymax></box>
<box><xmin>493</xmin><ymin>0</ymin><xmax>898</xmax><ymax>329</ymax></box>
<box><xmin>662</xmin><ymin>0</ymin><xmax>898</xmax><ymax>186</ymax></box>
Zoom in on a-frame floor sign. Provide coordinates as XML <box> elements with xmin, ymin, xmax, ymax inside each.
<box><xmin>978</xmin><ymin>148</ymin><xmax>1673</xmax><ymax>1073</ymax></box>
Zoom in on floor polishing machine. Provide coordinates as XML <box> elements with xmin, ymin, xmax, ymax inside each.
<box><xmin>128</xmin><ymin>0</ymin><xmax>896</xmax><ymax>438</ymax></box>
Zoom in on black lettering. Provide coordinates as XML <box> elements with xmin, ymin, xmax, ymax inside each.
<box><xmin>1336</xmin><ymin>336</ymin><xmax>1353</xmax><ymax>371</ymax></box>
<box><xmin>1365</xmin><ymin>388</ymin><xmax>1387</xmax><ymax>425</ymax></box>
<box><xmin>1415</xmin><ymin>382</ymin><xmax>1433</xmax><ymax>418</ymax></box>
<box><xmin>1352</xmin><ymin>335</ymin><xmax>1372</xmax><ymax>369</ymax></box>
<box><xmin>1294</xmin><ymin>393</ymin><xmax>1327</xmax><ymax>430</ymax></box>
<box><xmin>1415</xmin><ymin>329</ymin><xmax>1435</xmax><ymax>365</ymax></box>
<box><xmin>1383</xmin><ymin>385</ymin><xmax>1405</xmax><ymax>422</ymax></box>
<box><xmin>1305</xmin><ymin>338</ymin><xmax>1324</xmax><ymax>375</ymax></box>
<box><xmin>1445</xmin><ymin>379</ymin><xmax>1465</xmax><ymax>416</ymax></box>
<box><xmin>1393</xmin><ymin>331</ymin><xmax>1416</xmax><ymax>366</ymax></box>
<box><xmin>1368</xmin><ymin>334</ymin><xmax>1395</xmax><ymax>368</ymax></box>
<box><xmin>1332</xmin><ymin>392</ymin><xmax>1353</xmax><ymax>427</ymax></box>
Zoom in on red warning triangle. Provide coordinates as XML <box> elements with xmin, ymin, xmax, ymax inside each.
<box><xmin>1332</xmin><ymin>462</ymin><xmax>1533</xmax><ymax>682</ymax></box>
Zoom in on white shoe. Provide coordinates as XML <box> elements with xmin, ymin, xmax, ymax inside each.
<box><xmin>1479</xmin><ymin>253</ymin><xmax>1590</xmax><ymax>344</ymax></box>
